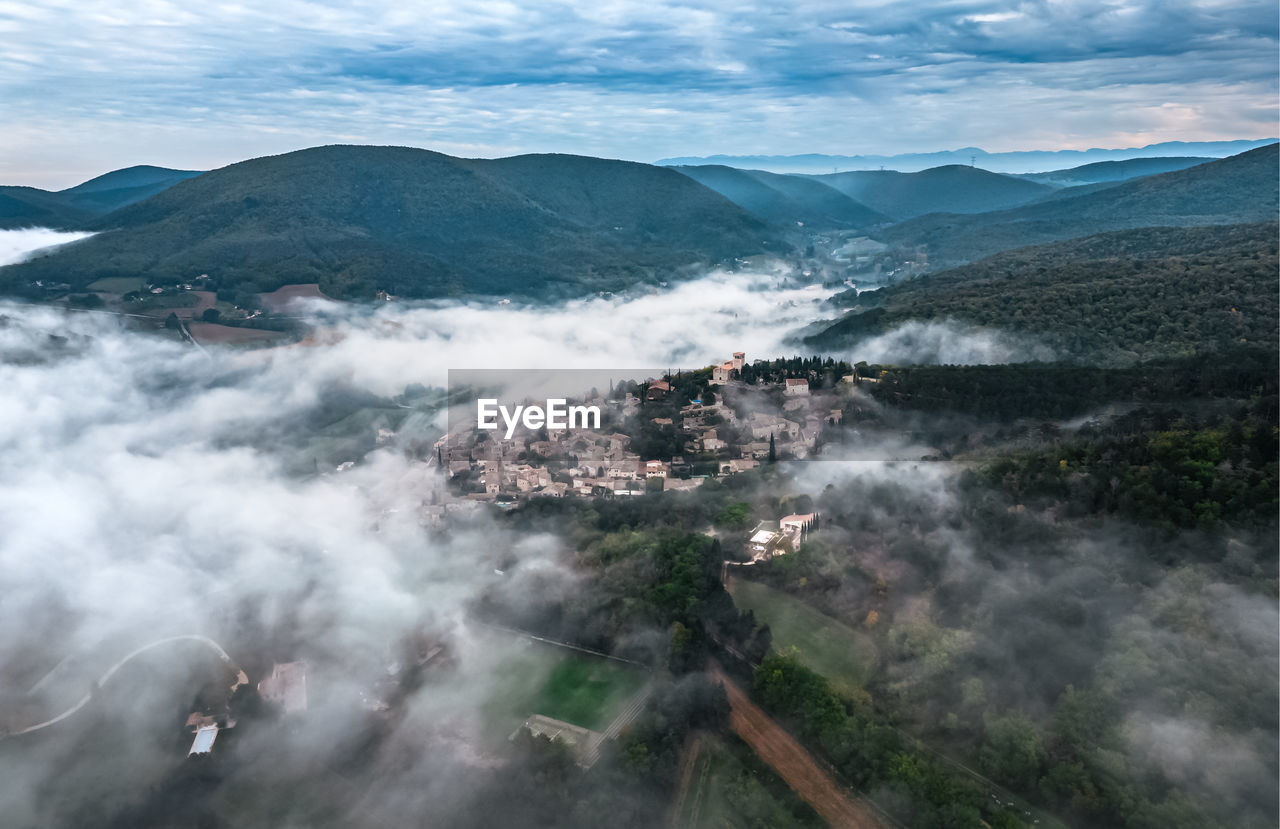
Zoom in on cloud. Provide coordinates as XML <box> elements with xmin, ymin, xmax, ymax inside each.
<box><xmin>1</xmin><ymin>1</ymin><xmax>1275</xmax><ymax>186</ymax></box>
<box><xmin>0</xmin><ymin>229</ymin><xmax>93</xmax><ymax>267</ymax></box>
<box><xmin>0</xmin><ymin>296</ymin><xmax>597</xmax><ymax>826</ymax></box>
<box><xmin>843</xmin><ymin>318</ymin><xmax>1057</xmax><ymax>365</ymax></box>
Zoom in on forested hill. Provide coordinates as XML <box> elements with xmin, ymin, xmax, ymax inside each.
<box><xmin>673</xmin><ymin>164</ymin><xmax>889</xmax><ymax>229</ymax></box>
<box><xmin>0</xmin><ymin>165</ymin><xmax>202</xmax><ymax>229</ymax></box>
<box><xmin>807</xmin><ymin>165</ymin><xmax>1053</xmax><ymax>220</ymax></box>
<box><xmin>876</xmin><ymin>145</ymin><xmax>1279</xmax><ymax>267</ymax></box>
<box><xmin>1</xmin><ymin>146</ymin><xmax>785</xmax><ymax>300</ymax></box>
<box><xmin>807</xmin><ymin>222</ymin><xmax>1279</xmax><ymax>363</ymax></box>
<box><xmin>1016</xmin><ymin>156</ymin><xmax>1211</xmax><ymax>187</ymax></box>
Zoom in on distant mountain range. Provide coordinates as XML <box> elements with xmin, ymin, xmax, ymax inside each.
<box><xmin>0</xmin><ymin>165</ymin><xmax>202</xmax><ymax>230</ymax></box>
<box><xmin>1013</xmin><ymin>156</ymin><xmax>1212</xmax><ymax>188</ymax></box>
<box><xmin>2</xmin><ymin>146</ymin><xmax>783</xmax><ymax>300</ymax></box>
<box><xmin>1</xmin><ymin>142</ymin><xmax>1275</xmax><ymax>305</ymax></box>
<box><xmin>672</xmin><ymin>165</ymin><xmax>889</xmax><ymax>229</ymax></box>
<box><xmin>656</xmin><ymin>139</ymin><xmax>1278</xmax><ymax>175</ymax></box>
<box><xmin>804</xmin><ymin>166</ymin><xmax>1053</xmax><ymax>221</ymax></box>
<box><xmin>876</xmin><ymin>145</ymin><xmax>1278</xmax><ymax>267</ymax></box>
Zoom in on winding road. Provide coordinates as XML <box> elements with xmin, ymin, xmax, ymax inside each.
<box><xmin>6</xmin><ymin>635</ymin><xmax>246</xmax><ymax>738</ymax></box>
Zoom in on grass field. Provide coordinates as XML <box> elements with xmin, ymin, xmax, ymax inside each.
<box><xmin>729</xmin><ymin>577</ymin><xmax>878</xmax><ymax>692</ymax></box>
<box><xmin>479</xmin><ymin>635</ymin><xmax>646</xmax><ymax>742</ymax></box>
<box><xmin>529</xmin><ymin>657</ymin><xmax>646</xmax><ymax>731</ymax></box>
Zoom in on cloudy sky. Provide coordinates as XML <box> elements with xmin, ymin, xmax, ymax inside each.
<box><xmin>3</xmin><ymin>0</ymin><xmax>1277</xmax><ymax>187</ymax></box>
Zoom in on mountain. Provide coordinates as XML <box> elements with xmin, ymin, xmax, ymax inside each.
<box><xmin>56</xmin><ymin>165</ymin><xmax>204</xmax><ymax>215</ymax></box>
<box><xmin>672</xmin><ymin>165</ymin><xmax>888</xmax><ymax>229</ymax></box>
<box><xmin>0</xmin><ymin>186</ymin><xmax>94</xmax><ymax>229</ymax></box>
<box><xmin>1016</xmin><ymin>156</ymin><xmax>1212</xmax><ymax>187</ymax></box>
<box><xmin>656</xmin><ymin>139</ymin><xmax>1278</xmax><ymax>175</ymax></box>
<box><xmin>1</xmin><ymin>146</ymin><xmax>785</xmax><ymax>300</ymax></box>
<box><xmin>0</xmin><ymin>165</ymin><xmax>203</xmax><ymax>230</ymax></box>
<box><xmin>876</xmin><ymin>145</ymin><xmax>1279</xmax><ymax>268</ymax></box>
<box><xmin>806</xmin><ymin>223</ymin><xmax>1279</xmax><ymax>364</ymax></box>
<box><xmin>806</xmin><ymin>165</ymin><xmax>1053</xmax><ymax>220</ymax></box>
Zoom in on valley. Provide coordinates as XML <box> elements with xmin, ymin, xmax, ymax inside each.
<box><xmin>0</xmin><ymin>138</ymin><xmax>1275</xmax><ymax>829</ymax></box>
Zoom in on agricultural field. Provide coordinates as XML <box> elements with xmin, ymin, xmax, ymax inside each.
<box><xmin>260</xmin><ymin>283</ymin><xmax>333</xmax><ymax>313</ymax></box>
<box><xmin>188</xmin><ymin>322</ymin><xmax>288</xmax><ymax>346</ymax></box>
<box><xmin>728</xmin><ymin>577</ymin><xmax>877</xmax><ymax>693</ymax></box>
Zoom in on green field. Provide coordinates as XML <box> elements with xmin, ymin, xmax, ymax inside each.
<box><xmin>729</xmin><ymin>578</ymin><xmax>878</xmax><ymax>692</ymax></box>
<box><xmin>479</xmin><ymin>634</ymin><xmax>646</xmax><ymax>741</ymax></box>
<box><xmin>529</xmin><ymin>656</ymin><xmax>646</xmax><ymax>730</ymax></box>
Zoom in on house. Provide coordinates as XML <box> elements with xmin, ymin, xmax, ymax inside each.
<box><xmin>711</xmin><ymin>353</ymin><xmax>744</xmax><ymax>384</ymax></box>
<box><xmin>607</xmin><ymin>462</ymin><xmax>639</xmax><ymax>480</ymax></box>
<box><xmin>518</xmin><ymin>714</ymin><xmax>605</xmax><ymax>769</ymax></box>
<box><xmin>646</xmin><ymin>380</ymin><xmax>671</xmax><ymax>401</ymax></box>
<box><xmin>188</xmin><ymin>724</ymin><xmax>219</xmax><ymax>757</ymax></box>
<box><xmin>750</xmin><ymin>414</ymin><xmax>799</xmax><ymax>441</ymax></box>
<box><xmin>779</xmin><ymin>513</ymin><xmax>815</xmax><ymax>549</ymax></box>
<box><xmin>784</xmin><ymin>378</ymin><xmax>810</xmax><ymax>397</ymax></box>
<box><xmin>748</xmin><ymin>528</ymin><xmax>780</xmax><ymax>559</ymax></box>
<box><xmin>644</xmin><ymin>460</ymin><xmax>669</xmax><ymax>478</ymax></box>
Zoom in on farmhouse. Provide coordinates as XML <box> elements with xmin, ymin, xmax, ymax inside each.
<box><xmin>780</xmin><ymin>513</ymin><xmax>816</xmax><ymax>548</ymax></box>
<box><xmin>645</xmin><ymin>380</ymin><xmax>671</xmax><ymax>401</ymax></box>
<box><xmin>784</xmin><ymin>378</ymin><xmax>810</xmax><ymax>397</ymax></box>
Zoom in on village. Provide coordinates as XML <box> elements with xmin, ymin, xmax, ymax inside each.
<box><xmin>430</xmin><ymin>351</ymin><xmax>865</xmax><ymax>508</ymax></box>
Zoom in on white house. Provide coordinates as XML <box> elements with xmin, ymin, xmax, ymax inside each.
<box><xmin>779</xmin><ymin>513</ymin><xmax>815</xmax><ymax>549</ymax></box>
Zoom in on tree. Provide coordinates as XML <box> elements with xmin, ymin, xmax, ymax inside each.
<box><xmin>979</xmin><ymin>714</ymin><xmax>1045</xmax><ymax>790</ymax></box>
<box><xmin>768</xmin><ymin>433</ymin><xmax>777</xmax><ymax>463</ymax></box>
<box><xmin>201</xmin><ymin>307</ymin><xmax>221</xmax><ymax>323</ymax></box>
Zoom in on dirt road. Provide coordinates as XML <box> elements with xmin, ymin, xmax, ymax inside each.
<box><xmin>667</xmin><ymin>731</ymin><xmax>706</xmax><ymax>828</ymax></box>
<box><xmin>709</xmin><ymin>663</ymin><xmax>887</xmax><ymax>829</ymax></box>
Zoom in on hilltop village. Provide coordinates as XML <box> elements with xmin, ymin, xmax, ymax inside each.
<box><xmin>434</xmin><ymin>352</ymin><xmax>867</xmax><ymax>506</ymax></box>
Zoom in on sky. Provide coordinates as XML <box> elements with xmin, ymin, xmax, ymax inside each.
<box><xmin>2</xmin><ymin>0</ymin><xmax>1277</xmax><ymax>187</ymax></box>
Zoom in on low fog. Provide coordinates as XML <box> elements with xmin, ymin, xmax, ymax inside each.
<box><xmin>778</xmin><ymin>458</ymin><xmax>1278</xmax><ymax>825</ymax></box>
<box><xmin>0</xmin><ymin>229</ymin><xmax>1270</xmax><ymax>827</ymax></box>
<box><xmin>850</xmin><ymin>318</ymin><xmax>1057</xmax><ymax>365</ymax></box>
<box><xmin>0</xmin><ymin>228</ymin><xmax>94</xmax><ymax>267</ymax></box>
<box><xmin>0</xmin><ymin>299</ymin><xmax>580</xmax><ymax>825</ymax></box>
